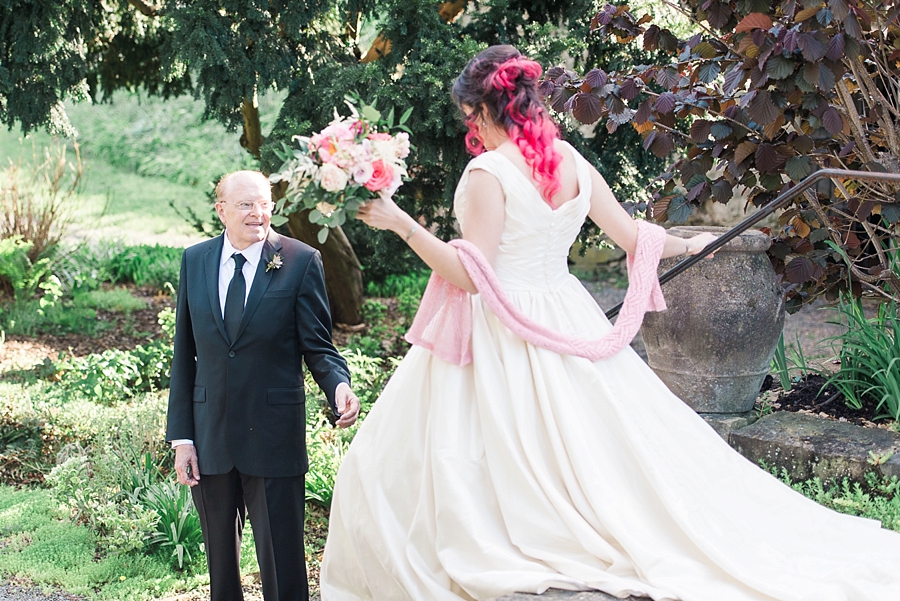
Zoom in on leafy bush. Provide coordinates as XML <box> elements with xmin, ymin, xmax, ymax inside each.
<box><xmin>142</xmin><ymin>479</ymin><xmax>204</xmax><ymax>569</ymax></box>
<box><xmin>553</xmin><ymin>1</ymin><xmax>900</xmax><ymax>308</ymax></box>
<box><xmin>46</xmin><ymin>455</ymin><xmax>160</xmax><ymax>555</ymax></box>
<box><xmin>769</xmin><ymin>466</ymin><xmax>900</xmax><ymax>532</ymax></box>
<box><xmin>106</xmin><ymin>245</ymin><xmax>184</xmax><ymax>291</ymax></box>
<box><xmin>365</xmin><ymin>268</ymin><xmax>430</xmax><ymax>300</ymax></box>
<box><xmin>826</xmin><ymin>296</ymin><xmax>900</xmax><ymax>420</ymax></box>
<box><xmin>0</xmin><ymin>236</ymin><xmax>56</xmax><ymax>303</ymax></box>
<box><xmin>78</xmin><ymin>287</ymin><xmax>149</xmax><ymax>313</ymax></box>
<box><xmin>55</xmin><ymin>308</ymin><xmax>175</xmax><ymax>401</ymax></box>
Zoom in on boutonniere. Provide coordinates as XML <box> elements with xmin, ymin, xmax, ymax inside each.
<box><xmin>266</xmin><ymin>253</ymin><xmax>283</xmax><ymax>272</ymax></box>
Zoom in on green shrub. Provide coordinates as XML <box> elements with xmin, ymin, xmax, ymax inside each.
<box><xmin>826</xmin><ymin>296</ymin><xmax>900</xmax><ymax>420</ymax></box>
<box><xmin>768</xmin><ymin>466</ymin><xmax>900</xmax><ymax>532</ymax></box>
<box><xmin>78</xmin><ymin>287</ymin><xmax>148</xmax><ymax>313</ymax></box>
<box><xmin>142</xmin><ymin>478</ymin><xmax>204</xmax><ymax>570</ymax></box>
<box><xmin>106</xmin><ymin>245</ymin><xmax>183</xmax><ymax>291</ymax></box>
<box><xmin>46</xmin><ymin>455</ymin><xmax>160</xmax><ymax>554</ymax></box>
<box><xmin>364</xmin><ymin>268</ymin><xmax>430</xmax><ymax>299</ymax></box>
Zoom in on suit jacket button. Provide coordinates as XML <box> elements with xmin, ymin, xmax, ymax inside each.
<box><xmin>228</xmin><ymin>351</ymin><xmax>235</xmax><ymax>357</ymax></box>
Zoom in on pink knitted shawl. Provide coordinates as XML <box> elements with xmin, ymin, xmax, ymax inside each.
<box><xmin>405</xmin><ymin>220</ymin><xmax>668</xmax><ymax>366</ymax></box>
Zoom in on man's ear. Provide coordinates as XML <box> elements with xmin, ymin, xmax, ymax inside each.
<box><xmin>214</xmin><ymin>202</ymin><xmax>226</xmax><ymax>224</ymax></box>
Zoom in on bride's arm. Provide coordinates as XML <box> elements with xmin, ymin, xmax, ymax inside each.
<box><xmin>586</xmin><ymin>166</ymin><xmax>716</xmax><ymax>258</ymax></box>
<box><xmin>355</xmin><ymin>169</ymin><xmax>505</xmax><ymax>294</ymax></box>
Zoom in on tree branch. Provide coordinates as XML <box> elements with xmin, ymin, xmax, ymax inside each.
<box><xmin>127</xmin><ymin>0</ymin><xmax>160</xmax><ymax>17</ymax></box>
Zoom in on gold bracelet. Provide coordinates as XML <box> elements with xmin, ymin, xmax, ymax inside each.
<box><xmin>405</xmin><ymin>223</ymin><xmax>419</xmax><ymax>242</ymax></box>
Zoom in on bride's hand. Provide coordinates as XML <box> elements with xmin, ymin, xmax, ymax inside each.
<box><xmin>686</xmin><ymin>233</ymin><xmax>718</xmax><ymax>258</ymax></box>
<box><xmin>356</xmin><ymin>193</ymin><xmax>408</xmax><ymax>232</ymax></box>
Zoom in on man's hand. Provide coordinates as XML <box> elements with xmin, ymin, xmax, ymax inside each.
<box><xmin>174</xmin><ymin>444</ymin><xmax>201</xmax><ymax>487</ymax></box>
<box><xmin>334</xmin><ymin>382</ymin><xmax>361</xmax><ymax>428</ymax></box>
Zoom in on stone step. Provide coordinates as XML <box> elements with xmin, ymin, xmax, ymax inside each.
<box><xmin>728</xmin><ymin>411</ymin><xmax>900</xmax><ymax>482</ymax></box>
<box><xmin>493</xmin><ymin>591</ymin><xmax>648</xmax><ymax>601</ymax></box>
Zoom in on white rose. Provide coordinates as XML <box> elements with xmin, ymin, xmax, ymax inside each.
<box><xmin>319</xmin><ymin>162</ymin><xmax>349</xmax><ymax>192</ymax></box>
<box><xmin>316</xmin><ymin>202</ymin><xmax>338</xmax><ymax>217</ymax></box>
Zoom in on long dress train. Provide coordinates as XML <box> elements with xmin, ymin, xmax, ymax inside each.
<box><xmin>320</xmin><ymin>143</ymin><xmax>900</xmax><ymax>601</ymax></box>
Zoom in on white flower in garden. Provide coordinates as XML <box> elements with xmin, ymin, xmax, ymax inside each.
<box><xmin>353</xmin><ymin>162</ymin><xmax>374</xmax><ymax>185</ymax></box>
<box><xmin>319</xmin><ymin>162</ymin><xmax>349</xmax><ymax>192</ymax></box>
<box><xmin>394</xmin><ymin>132</ymin><xmax>411</xmax><ymax>159</ymax></box>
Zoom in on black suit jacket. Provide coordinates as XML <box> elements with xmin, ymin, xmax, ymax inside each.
<box><xmin>165</xmin><ymin>229</ymin><xmax>350</xmax><ymax>478</ymax></box>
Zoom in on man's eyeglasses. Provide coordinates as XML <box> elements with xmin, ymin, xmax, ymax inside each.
<box><xmin>222</xmin><ymin>200</ymin><xmax>275</xmax><ymax>212</ymax></box>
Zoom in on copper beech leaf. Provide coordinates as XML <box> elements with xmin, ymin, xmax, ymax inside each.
<box><xmin>651</xmin><ymin>132</ymin><xmax>675</xmax><ymax>158</ymax></box>
<box><xmin>618</xmin><ymin>78</ymin><xmax>640</xmax><ymax>101</ymax></box>
<box><xmin>584</xmin><ymin>68</ymin><xmax>607</xmax><ymax>89</ymax></box>
<box><xmin>667</xmin><ymin>195</ymin><xmax>693</xmax><ymax>223</ymax></box>
<box><xmin>798</xmin><ymin>33</ymin><xmax>827</xmax><ymax>62</ymax></box>
<box><xmin>822</xmin><ymin>107</ymin><xmax>843</xmax><ymax>135</ymax></box>
<box><xmin>723</xmin><ymin>64</ymin><xmax>747</xmax><ymax>94</ymax></box>
<box><xmin>644</xmin><ymin>24</ymin><xmax>661</xmax><ymax>50</ymax></box>
<box><xmin>826</xmin><ymin>33</ymin><xmax>845</xmax><ymax>62</ymax></box>
<box><xmin>748</xmin><ymin>90</ymin><xmax>778</xmax><ymax>125</ymax></box>
<box><xmin>690</xmin><ymin>119</ymin><xmax>712</xmax><ymax>142</ymax></box>
<box><xmin>795</xmin><ymin>5</ymin><xmax>820</xmax><ymax>21</ymax></box>
<box><xmin>734</xmin><ymin>140</ymin><xmax>758</xmax><ymax>165</ymax></box>
<box><xmin>654</xmin><ymin>92</ymin><xmax>677</xmax><ymax>114</ymax></box>
<box><xmin>828</xmin><ymin>0</ymin><xmax>850</xmax><ymax>20</ymax></box>
<box><xmin>735</xmin><ymin>12</ymin><xmax>773</xmax><ymax>33</ymax></box>
<box><xmin>655</xmin><ymin>67</ymin><xmax>680</xmax><ymax>89</ymax></box>
<box><xmin>755</xmin><ymin>142</ymin><xmax>778</xmax><ymax>172</ymax></box>
<box><xmin>786</xmin><ymin>256</ymin><xmax>815</xmax><ymax>284</ymax></box>
<box><xmin>635</xmin><ymin>98</ymin><xmax>653</xmax><ymax>124</ymax></box>
<box><xmin>572</xmin><ymin>93</ymin><xmax>604</xmax><ymax>124</ymax></box>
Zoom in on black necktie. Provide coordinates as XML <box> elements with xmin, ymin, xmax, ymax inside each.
<box><xmin>224</xmin><ymin>253</ymin><xmax>247</xmax><ymax>343</ymax></box>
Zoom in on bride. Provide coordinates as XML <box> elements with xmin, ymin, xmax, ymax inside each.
<box><xmin>319</xmin><ymin>45</ymin><xmax>900</xmax><ymax>601</ymax></box>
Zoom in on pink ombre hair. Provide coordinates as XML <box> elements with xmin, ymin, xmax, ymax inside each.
<box><xmin>452</xmin><ymin>45</ymin><xmax>562</xmax><ymax>206</ymax></box>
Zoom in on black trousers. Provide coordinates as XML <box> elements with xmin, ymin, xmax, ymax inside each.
<box><xmin>191</xmin><ymin>469</ymin><xmax>308</xmax><ymax>601</ymax></box>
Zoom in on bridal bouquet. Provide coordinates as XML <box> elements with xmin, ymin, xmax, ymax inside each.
<box><xmin>269</xmin><ymin>97</ymin><xmax>412</xmax><ymax>243</ymax></box>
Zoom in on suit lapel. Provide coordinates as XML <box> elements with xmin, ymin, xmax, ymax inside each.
<box><xmin>203</xmin><ymin>236</ymin><xmax>229</xmax><ymax>343</ymax></box>
<box><xmin>232</xmin><ymin>229</ymin><xmax>282</xmax><ymax>344</ymax></box>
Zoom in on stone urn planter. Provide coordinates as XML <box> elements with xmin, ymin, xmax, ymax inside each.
<box><xmin>640</xmin><ymin>226</ymin><xmax>785</xmax><ymax>414</ymax></box>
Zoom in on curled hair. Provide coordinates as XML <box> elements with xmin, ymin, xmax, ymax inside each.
<box><xmin>452</xmin><ymin>45</ymin><xmax>562</xmax><ymax>206</ymax></box>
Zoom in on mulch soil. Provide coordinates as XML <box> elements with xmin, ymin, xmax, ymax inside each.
<box><xmin>758</xmin><ymin>373</ymin><xmax>894</xmax><ymax>430</ymax></box>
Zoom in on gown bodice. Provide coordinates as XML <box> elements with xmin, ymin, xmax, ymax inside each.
<box><xmin>453</xmin><ymin>142</ymin><xmax>592</xmax><ymax>292</ymax></box>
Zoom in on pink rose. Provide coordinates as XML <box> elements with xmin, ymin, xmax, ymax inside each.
<box><xmin>368</xmin><ymin>132</ymin><xmax>393</xmax><ymax>141</ymax></box>
<box><xmin>364</xmin><ymin>160</ymin><xmax>394</xmax><ymax>192</ymax></box>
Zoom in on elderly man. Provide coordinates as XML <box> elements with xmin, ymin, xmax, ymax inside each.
<box><xmin>166</xmin><ymin>170</ymin><xmax>359</xmax><ymax>601</ymax></box>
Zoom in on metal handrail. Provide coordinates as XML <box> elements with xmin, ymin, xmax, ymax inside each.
<box><xmin>604</xmin><ymin>168</ymin><xmax>900</xmax><ymax>319</ymax></box>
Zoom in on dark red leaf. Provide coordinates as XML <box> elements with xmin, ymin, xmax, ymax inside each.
<box><xmin>793</xmin><ymin>135</ymin><xmax>814</xmax><ymax>154</ymax></box>
<box><xmin>818</xmin><ymin>63</ymin><xmax>836</xmax><ymax>92</ymax></box>
<box><xmin>802</xmin><ymin>62</ymin><xmax>820</xmax><ymax>87</ymax></box>
<box><xmin>655</xmin><ymin>67</ymin><xmax>680</xmax><ymax>89</ymax></box>
<box><xmin>696</xmin><ymin>61</ymin><xmax>721</xmax><ymax>83</ymax></box>
<box><xmin>550</xmin><ymin>88</ymin><xmax>573</xmax><ymax>113</ymax></box>
<box><xmin>635</xmin><ymin>98</ymin><xmax>653</xmax><ymax>124</ymax></box>
<box><xmin>572</xmin><ymin>93</ymin><xmax>604</xmax><ymax>124</ymax></box>
<box><xmin>838</xmin><ymin>141</ymin><xmax>856</xmax><ymax>157</ymax></box>
<box><xmin>755</xmin><ymin>143</ymin><xmax>778</xmax><ymax>173</ymax></box>
<box><xmin>736</xmin><ymin>12</ymin><xmax>774</xmax><ymax>33</ymax></box>
<box><xmin>546</xmin><ymin>66</ymin><xmax>565</xmax><ymax>81</ymax></box>
<box><xmin>651</xmin><ymin>132</ymin><xmax>675</xmax><ymax>158</ymax></box>
<box><xmin>856</xmin><ymin>200</ymin><xmax>874</xmax><ymax>220</ymax></box>
<box><xmin>537</xmin><ymin>80</ymin><xmax>556</xmax><ymax>98</ymax></box>
<box><xmin>654</xmin><ymin>92</ymin><xmax>677</xmax><ymax>114</ymax></box>
<box><xmin>748</xmin><ymin>90</ymin><xmax>778</xmax><ymax>125</ymax></box>
<box><xmin>723</xmin><ymin>64</ymin><xmax>747</xmax><ymax>95</ymax></box>
<box><xmin>643</xmin><ymin>130</ymin><xmax>658</xmax><ymax>151</ymax></box>
<box><xmin>643</xmin><ymin>24</ymin><xmax>661</xmax><ymax>50</ymax></box>
<box><xmin>687</xmin><ymin>181</ymin><xmax>710</xmax><ymax>201</ymax></box>
<box><xmin>844</xmin><ymin>14</ymin><xmax>861</xmax><ymax>39</ymax></box>
<box><xmin>690</xmin><ymin>119</ymin><xmax>712</xmax><ymax>142</ymax></box>
<box><xmin>797</xmin><ymin>33</ymin><xmax>827</xmax><ymax>62</ymax></box>
<box><xmin>584</xmin><ymin>68</ymin><xmax>608</xmax><ymax>90</ymax></box>
<box><xmin>826</xmin><ymin>33</ymin><xmax>845</xmax><ymax>62</ymax></box>
<box><xmin>822</xmin><ymin>107</ymin><xmax>843</xmax><ymax>135</ymax></box>
<box><xmin>785</xmin><ymin>257</ymin><xmax>815</xmax><ymax>284</ymax></box>
<box><xmin>707</xmin><ymin>2</ymin><xmax>735</xmax><ymax>29</ymax></box>
<box><xmin>712</xmin><ymin>179</ymin><xmax>733</xmax><ymax>202</ymax></box>
<box><xmin>828</xmin><ymin>0</ymin><xmax>849</xmax><ymax>20</ymax></box>
<box><xmin>607</xmin><ymin>95</ymin><xmax>626</xmax><ymax>115</ymax></box>
<box><xmin>619</xmin><ymin>78</ymin><xmax>640</xmax><ymax>101</ymax></box>
<box><xmin>659</xmin><ymin>29</ymin><xmax>679</xmax><ymax>53</ymax></box>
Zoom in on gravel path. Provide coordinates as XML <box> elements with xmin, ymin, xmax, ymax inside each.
<box><xmin>0</xmin><ymin>583</ymin><xmax>82</xmax><ymax>601</ymax></box>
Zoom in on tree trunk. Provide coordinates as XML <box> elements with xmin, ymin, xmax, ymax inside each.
<box><xmin>241</xmin><ymin>92</ymin><xmax>264</xmax><ymax>160</ymax></box>
<box><xmin>361</xmin><ymin>0</ymin><xmax>466</xmax><ymax>62</ymax></box>
<box><xmin>286</xmin><ymin>210</ymin><xmax>364</xmax><ymax>325</ymax></box>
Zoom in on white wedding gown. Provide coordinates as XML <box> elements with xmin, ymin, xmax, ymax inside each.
<box><xmin>320</xmin><ymin>144</ymin><xmax>900</xmax><ymax>601</ymax></box>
